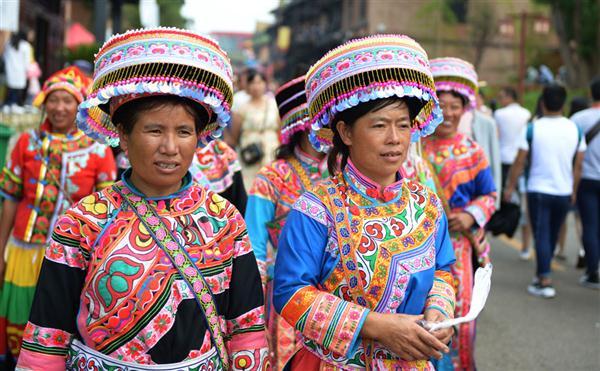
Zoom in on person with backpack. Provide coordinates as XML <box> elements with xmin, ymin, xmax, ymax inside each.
<box><xmin>504</xmin><ymin>84</ymin><xmax>586</xmax><ymax>298</ymax></box>
<box><xmin>570</xmin><ymin>76</ymin><xmax>600</xmax><ymax>289</ymax></box>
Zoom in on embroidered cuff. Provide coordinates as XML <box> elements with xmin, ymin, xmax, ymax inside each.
<box><xmin>464</xmin><ymin>204</ymin><xmax>488</xmax><ymax>229</ymax></box>
<box><xmin>425</xmin><ymin>271</ymin><xmax>456</xmax><ymax>319</ymax></box>
<box><xmin>281</xmin><ymin>286</ymin><xmax>368</xmax><ymax>357</ymax></box>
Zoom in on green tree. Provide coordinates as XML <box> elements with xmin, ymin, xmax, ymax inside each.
<box><xmin>535</xmin><ymin>0</ymin><xmax>600</xmax><ymax>87</ymax></box>
<box><xmin>468</xmin><ymin>1</ymin><xmax>496</xmax><ymax>70</ymax></box>
<box><xmin>156</xmin><ymin>0</ymin><xmax>189</xmax><ymax>28</ymax></box>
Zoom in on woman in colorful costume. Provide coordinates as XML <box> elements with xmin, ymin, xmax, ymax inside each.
<box><xmin>16</xmin><ymin>28</ymin><xmax>269</xmax><ymax>370</ymax></box>
<box><xmin>423</xmin><ymin>57</ymin><xmax>497</xmax><ymax>371</ymax></box>
<box><xmin>245</xmin><ymin>76</ymin><xmax>328</xmax><ymax>369</ymax></box>
<box><xmin>273</xmin><ymin>35</ymin><xmax>457</xmax><ymax>370</ymax></box>
<box><xmin>0</xmin><ymin>66</ymin><xmax>116</xmax><ymax>364</ymax></box>
<box><xmin>190</xmin><ymin>139</ymin><xmax>247</xmax><ymax>214</ymax></box>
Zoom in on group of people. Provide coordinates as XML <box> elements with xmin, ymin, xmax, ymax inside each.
<box><xmin>493</xmin><ymin>80</ymin><xmax>600</xmax><ymax>297</ymax></box>
<box><xmin>0</xmin><ymin>25</ymin><xmax>594</xmax><ymax>371</ymax></box>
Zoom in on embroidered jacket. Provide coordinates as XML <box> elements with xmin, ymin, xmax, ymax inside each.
<box><xmin>246</xmin><ymin>147</ymin><xmax>328</xmax><ymax>286</ymax></box>
<box><xmin>0</xmin><ymin>121</ymin><xmax>116</xmax><ymax>243</ymax></box>
<box><xmin>422</xmin><ymin>133</ymin><xmax>496</xmax><ymax>227</ymax></box>
<box><xmin>17</xmin><ymin>170</ymin><xmax>269</xmax><ymax>370</ymax></box>
<box><xmin>191</xmin><ymin>140</ymin><xmax>247</xmax><ymax>214</ymax></box>
<box><xmin>273</xmin><ymin>160</ymin><xmax>456</xmax><ymax>369</ymax></box>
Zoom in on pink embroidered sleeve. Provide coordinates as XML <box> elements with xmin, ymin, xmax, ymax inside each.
<box><xmin>0</xmin><ymin>132</ymin><xmax>28</xmax><ymax>201</ymax></box>
<box><xmin>280</xmin><ymin>286</ymin><xmax>369</xmax><ymax>358</ymax></box>
<box><xmin>464</xmin><ymin>193</ymin><xmax>497</xmax><ymax>228</ymax></box>
<box><xmin>425</xmin><ymin>270</ymin><xmax>456</xmax><ymax>319</ymax></box>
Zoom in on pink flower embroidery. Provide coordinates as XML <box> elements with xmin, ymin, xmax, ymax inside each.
<box><xmin>184</xmin><ymin>266</ymin><xmax>198</xmax><ymax>277</ymax></box>
<box><xmin>110</xmin><ymin>50</ymin><xmax>123</xmax><ymax>63</ymax></box>
<box><xmin>321</xmin><ymin>66</ymin><xmax>333</xmax><ymax>79</ymax></box>
<box><xmin>336</xmin><ymin>58</ymin><xmax>352</xmax><ymax>71</ymax></box>
<box><xmin>155</xmin><ymin>228</ymin><xmax>166</xmax><ymax>240</ymax></box>
<box><xmin>166</xmin><ymin>241</ymin><xmax>178</xmax><ymax>250</ymax></box>
<box><xmin>149</xmin><ymin>43</ymin><xmax>168</xmax><ymax>54</ymax></box>
<box><xmin>137</xmin><ymin>204</ymin><xmax>147</xmax><ymax>215</ymax></box>
<box><xmin>377</xmin><ymin>50</ymin><xmax>394</xmax><ymax>60</ymax></box>
<box><xmin>355</xmin><ymin>52</ymin><xmax>373</xmax><ymax>63</ymax></box>
<box><xmin>153</xmin><ymin>313</ymin><xmax>172</xmax><ymax>333</ymax></box>
<box><xmin>174</xmin><ymin>253</ymin><xmax>185</xmax><ymax>266</ymax></box>
<box><xmin>310</xmin><ymin>80</ymin><xmax>318</xmax><ymax>92</ymax></box>
<box><xmin>126</xmin><ymin>45</ymin><xmax>145</xmax><ymax>57</ymax></box>
<box><xmin>147</xmin><ymin>216</ymin><xmax>159</xmax><ymax>226</ymax></box>
<box><xmin>194</xmin><ymin>49</ymin><xmax>210</xmax><ymax>62</ymax></box>
<box><xmin>397</xmin><ymin>51</ymin><xmax>413</xmax><ymax>61</ymax></box>
<box><xmin>172</xmin><ymin>45</ymin><xmax>191</xmax><ymax>56</ymax></box>
<box><xmin>339</xmin><ymin>331</ymin><xmax>351</xmax><ymax>341</ymax></box>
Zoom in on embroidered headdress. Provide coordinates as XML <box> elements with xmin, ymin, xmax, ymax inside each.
<box><xmin>305</xmin><ymin>34</ymin><xmax>442</xmax><ymax>152</ymax></box>
<box><xmin>33</xmin><ymin>66</ymin><xmax>92</xmax><ymax>107</ymax></box>
<box><xmin>76</xmin><ymin>27</ymin><xmax>234</xmax><ymax>147</ymax></box>
<box><xmin>430</xmin><ymin>57</ymin><xmax>478</xmax><ymax>110</ymax></box>
<box><xmin>275</xmin><ymin>75</ymin><xmax>311</xmax><ymax>144</ymax></box>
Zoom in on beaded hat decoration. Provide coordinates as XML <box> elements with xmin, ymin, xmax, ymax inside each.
<box><xmin>33</xmin><ymin>66</ymin><xmax>92</xmax><ymax>107</ymax></box>
<box><xmin>305</xmin><ymin>34</ymin><xmax>443</xmax><ymax>152</ymax></box>
<box><xmin>430</xmin><ymin>57</ymin><xmax>478</xmax><ymax>110</ymax></box>
<box><xmin>76</xmin><ymin>27</ymin><xmax>234</xmax><ymax>147</ymax></box>
<box><xmin>275</xmin><ymin>75</ymin><xmax>312</xmax><ymax>144</ymax></box>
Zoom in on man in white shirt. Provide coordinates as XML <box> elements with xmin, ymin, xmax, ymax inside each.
<box><xmin>504</xmin><ymin>84</ymin><xmax>586</xmax><ymax>298</ymax></box>
<box><xmin>570</xmin><ymin>77</ymin><xmax>600</xmax><ymax>289</ymax></box>
<box><xmin>494</xmin><ymin>87</ymin><xmax>532</xmax><ymax>257</ymax></box>
<box><xmin>495</xmin><ymin>87</ymin><xmax>532</xmax><ymax>171</ymax></box>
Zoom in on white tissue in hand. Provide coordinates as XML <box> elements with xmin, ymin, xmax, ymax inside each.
<box><xmin>425</xmin><ymin>263</ymin><xmax>493</xmax><ymax>332</ymax></box>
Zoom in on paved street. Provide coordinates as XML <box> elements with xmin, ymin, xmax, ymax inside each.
<box><xmin>476</xmin><ymin>215</ymin><xmax>599</xmax><ymax>370</ymax></box>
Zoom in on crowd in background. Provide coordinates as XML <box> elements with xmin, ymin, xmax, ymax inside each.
<box><xmin>0</xmin><ymin>26</ymin><xmax>598</xmax><ymax>371</ymax></box>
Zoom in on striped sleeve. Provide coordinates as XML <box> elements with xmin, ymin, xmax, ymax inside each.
<box><xmin>0</xmin><ymin>132</ymin><xmax>28</xmax><ymax>201</ymax></box>
<box><xmin>17</xmin><ymin>210</ymin><xmax>92</xmax><ymax>370</ymax></box>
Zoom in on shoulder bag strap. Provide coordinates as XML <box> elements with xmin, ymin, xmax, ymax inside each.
<box><xmin>114</xmin><ymin>185</ymin><xmax>229</xmax><ymax>367</ymax></box>
<box><xmin>584</xmin><ymin>117</ymin><xmax>600</xmax><ymax>145</ymax></box>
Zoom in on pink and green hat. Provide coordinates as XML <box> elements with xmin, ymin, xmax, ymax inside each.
<box><xmin>305</xmin><ymin>34</ymin><xmax>443</xmax><ymax>152</ymax></box>
<box><xmin>33</xmin><ymin>66</ymin><xmax>91</xmax><ymax>107</ymax></box>
<box><xmin>430</xmin><ymin>57</ymin><xmax>478</xmax><ymax>110</ymax></box>
<box><xmin>76</xmin><ymin>27</ymin><xmax>234</xmax><ymax>147</ymax></box>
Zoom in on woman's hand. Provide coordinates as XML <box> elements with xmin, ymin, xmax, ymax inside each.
<box><xmin>448</xmin><ymin>212</ymin><xmax>475</xmax><ymax>232</ymax></box>
<box><xmin>360</xmin><ymin>312</ymin><xmax>449</xmax><ymax>361</ymax></box>
<box><xmin>424</xmin><ymin>309</ymin><xmax>454</xmax><ymax>345</ymax></box>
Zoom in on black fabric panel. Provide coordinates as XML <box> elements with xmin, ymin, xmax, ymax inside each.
<box><xmin>224</xmin><ymin>251</ymin><xmax>264</xmax><ymax>320</ymax></box>
<box><xmin>28</xmin><ymin>259</ymin><xmax>86</xmax><ymax>335</ymax></box>
<box><xmin>219</xmin><ymin>171</ymin><xmax>248</xmax><ymax>215</ymax></box>
<box><xmin>148</xmin><ymin>299</ymin><xmax>207</xmax><ymax>364</ymax></box>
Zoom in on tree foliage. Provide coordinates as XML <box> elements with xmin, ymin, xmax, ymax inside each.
<box><xmin>535</xmin><ymin>0</ymin><xmax>600</xmax><ymax>87</ymax></box>
<box><xmin>156</xmin><ymin>0</ymin><xmax>189</xmax><ymax>28</ymax></box>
